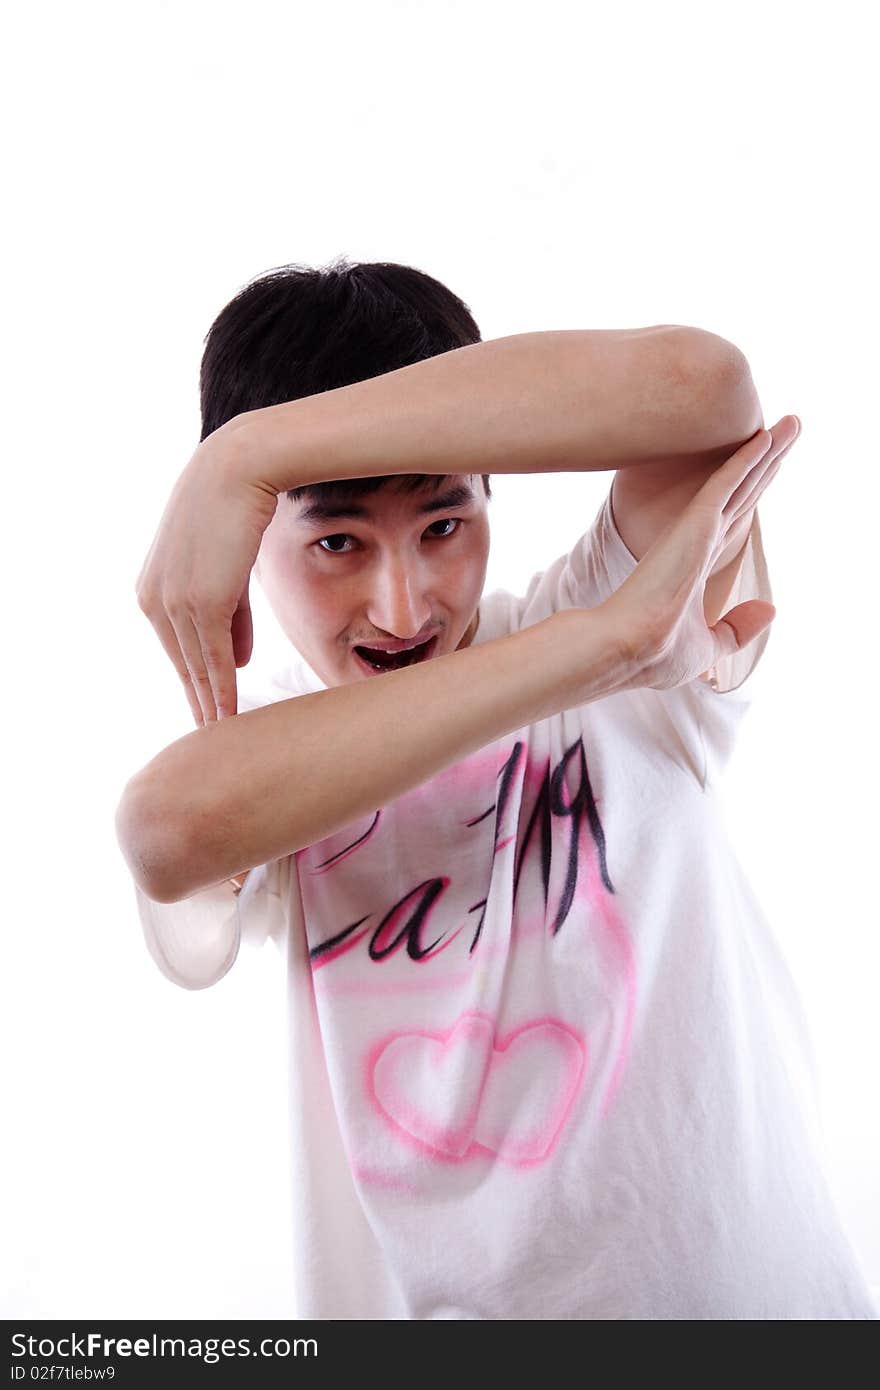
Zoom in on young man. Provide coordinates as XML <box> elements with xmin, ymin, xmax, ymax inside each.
<box><xmin>116</xmin><ymin>259</ymin><xmax>877</xmax><ymax>1320</ymax></box>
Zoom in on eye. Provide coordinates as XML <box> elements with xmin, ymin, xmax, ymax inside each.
<box><xmin>316</xmin><ymin>518</ymin><xmax>461</xmax><ymax>554</ymax></box>
<box><xmin>316</xmin><ymin>534</ymin><xmax>355</xmax><ymax>554</ymax></box>
<box><xmin>425</xmin><ymin>517</ymin><xmax>461</xmax><ymax>539</ymax></box>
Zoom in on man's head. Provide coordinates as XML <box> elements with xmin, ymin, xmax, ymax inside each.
<box><xmin>199</xmin><ymin>256</ymin><xmax>492</xmax><ymax>687</ymax></box>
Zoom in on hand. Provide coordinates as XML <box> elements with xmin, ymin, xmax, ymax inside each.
<box><xmin>601</xmin><ymin>414</ymin><xmax>801</xmax><ymax>692</ymax></box>
<box><xmin>135</xmin><ymin>419</ymin><xmax>280</xmax><ymax>725</ymax></box>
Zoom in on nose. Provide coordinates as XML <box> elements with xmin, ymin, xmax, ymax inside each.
<box><xmin>365</xmin><ymin>553</ymin><xmax>433</xmax><ymax>640</ymax></box>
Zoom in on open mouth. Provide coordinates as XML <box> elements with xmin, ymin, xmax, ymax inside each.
<box><xmin>353</xmin><ymin>636</ymin><xmax>438</xmax><ymax>674</ymax></box>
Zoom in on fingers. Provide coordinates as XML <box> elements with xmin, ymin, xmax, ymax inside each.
<box><xmin>139</xmin><ymin>581</ymin><xmax>240</xmax><ymax>724</ymax></box>
<box><xmin>724</xmin><ymin>416</ymin><xmax>801</xmax><ymax>528</ymax></box>
<box><xmin>145</xmin><ymin>598</ymin><xmax>239</xmax><ymax>725</ymax></box>
<box><xmin>713</xmin><ymin>416</ymin><xmax>799</xmax><ymax>514</ymax></box>
<box><xmin>169</xmin><ymin>610</ymin><xmax>222</xmax><ymax>725</ymax></box>
<box><xmin>168</xmin><ymin>608</ymin><xmax>240</xmax><ymax>725</ymax></box>
<box><xmin>724</xmin><ymin>426</ymin><xmax>774</xmax><ymax>495</ymax></box>
<box><xmin>200</xmin><ymin>620</ymin><xmax>239</xmax><ymax>720</ymax></box>
<box><xmin>725</xmin><ymin>447</ymin><xmax>786</xmax><ymax>531</ymax></box>
<box><xmin>230</xmin><ymin>592</ymin><xmax>254</xmax><ymax>678</ymax></box>
<box><xmin>148</xmin><ymin>608</ymin><xmax>210</xmax><ymax>729</ymax></box>
<box><xmin>711</xmin><ymin>598</ymin><xmax>777</xmax><ymax>664</ymax></box>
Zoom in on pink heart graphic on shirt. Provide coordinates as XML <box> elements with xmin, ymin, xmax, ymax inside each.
<box><xmin>369</xmin><ymin>1011</ymin><xmax>586</xmax><ymax>1165</ymax></box>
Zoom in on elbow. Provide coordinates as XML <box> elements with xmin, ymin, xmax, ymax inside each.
<box><xmin>114</xmin><ymin>774</ymin><xmax>189</xmax><ymax>905</ymax></box>
<box><xmin>673</xmin><ymin>324</ymin><xmax>753</xmax><ymax>367</ymax></box>
<box><xmin>678</xmin><ymin>331</ymin><xmax>766</xmax><ymax>447</ymax></box>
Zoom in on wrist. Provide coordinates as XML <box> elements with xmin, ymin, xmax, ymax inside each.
<box><xmin>544</xmin><ymin>606</ymin><xmax>641</xmax><ymax>711</ymax></box>
<box><xmin>212</xmin><ymin>409</ymin><xmax>286</xmax><ymax>495</ymax></box>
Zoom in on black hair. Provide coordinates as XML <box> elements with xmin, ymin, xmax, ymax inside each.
<box><xmin>199</xmin><ymin>255</ymin><xmax>491</xmax><ymax>507</ymax></box>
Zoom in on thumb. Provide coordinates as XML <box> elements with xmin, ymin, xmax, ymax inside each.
<box><xmin>231</xmin><ymin>586</ymin><xmax>254</xmax><ymax>669</ymax></box>
<box><xmin>711</xmin><ymin>599</ymin><xmax>777</xmax><ymax>662</ymax></box>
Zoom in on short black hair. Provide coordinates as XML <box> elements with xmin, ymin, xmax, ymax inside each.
<box><xmin>199</xmin><ymin>255</ymin><xmax>491</xmax><ymax>507</ymax></box>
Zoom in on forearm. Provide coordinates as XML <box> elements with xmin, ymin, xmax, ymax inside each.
<box><xmin>117</xmin><ymin>608</ymin><xmax>631</xmax><ymax>904</ymax></box>
<box><xmin>229</xmin><ymin>326</ymin><xmax>758</xmax><ymax>492</ymax></box>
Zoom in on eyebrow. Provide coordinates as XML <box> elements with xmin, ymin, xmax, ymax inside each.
<box><xmin>296</xmin><ymin>481</ymin><xmax>477</xmax><ymax>526</ymax></box>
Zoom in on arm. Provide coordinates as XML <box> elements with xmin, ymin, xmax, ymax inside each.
<box><xmin>235</xmin><ymin>326</ymin><xmax>755</xmax><ymax>494</ymax></box>
<box><xmin>116</xmin><ymin>607</ymin><xmax>630</xmax><ymax>904</ymax></box>
<box><xmin>134</xmin><ymin>324</ymin><xmax>757</xmax><ymax>725</ymax></box>
<box><xmin>606</xmin><ymin>347</ymin><xmax>783</xmax><ymax>635</ymax></box>
<box><xmin>120</xmin><ymin>422</ymin><xmax>787</xmax><ymax>904</ymax></box>
<box><xmin>242</xmin><ymin>323</ymin><xmax>766</xmax><ymax>653</ymax></box>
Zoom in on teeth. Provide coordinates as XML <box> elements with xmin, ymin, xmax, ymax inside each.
<box><xmin>356</xmin><ymin>639</ymin><xmax>431</xmax><ymax>669</ymax></box>
<box><xmin>367</xmin><ymin>643</ymin><xmax>421</xmax><ymax>655</ymax></box>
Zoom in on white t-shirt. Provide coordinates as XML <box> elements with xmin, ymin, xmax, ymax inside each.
<box><xmin>134</xmin><ymin>488</ymin><xmax>878</xmax><ymax>1320</ymax></box>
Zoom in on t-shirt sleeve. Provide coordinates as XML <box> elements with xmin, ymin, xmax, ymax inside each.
<box><xmin>134</xmin><ymin>854</ymin><xmax>290</xmax><ymax>991</ymax></box>
<box><xmin>478</xmin><ymin>484</ymin><xmax>773</xmax><ymax>789</ymax></box>
<box><xmin>131</xmin><ymin>684</ymin><xmax>293</xmax><ymax>990</ymax></box>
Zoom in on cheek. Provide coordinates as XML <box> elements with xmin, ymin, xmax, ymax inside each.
<box><xmin>289</xmin><ymin>566</ymin><xmax>341</xmax><ymax>623</ymax></box>
<box><xmin>454</xmin><ymin>527</ymin><xmax>490</xmax><ymax>598</ymax></box>
<box><xmin>259</xmin><ymin>547</ymin><xmax>336</xmax><ymax>628</ymax></box>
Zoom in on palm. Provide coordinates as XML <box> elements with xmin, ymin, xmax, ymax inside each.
<box><xmin>603</xmin><ymin>416</ymin><xmax>799</xmax><ymax>693</ymax></box>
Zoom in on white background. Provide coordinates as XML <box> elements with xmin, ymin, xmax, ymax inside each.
<box><xmin>3</xmin><ymin>0</ymin><xmax>877</xmax><ymax>1318</ymax></box>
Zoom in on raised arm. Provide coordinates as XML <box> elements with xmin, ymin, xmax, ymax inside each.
<box><xmin>136</xmin><ymin>326</ymin><xmax>749</xmax><ymax>726</ymax></box>
<box><xmin>239</xmin><ymin>325</ymin><xmax>752</xmax><ymax>494</ymax></box>
<box><xmin>117</xmin><ymin>607</ymin><xmax>627</xmax><ymax>903</ymax></box>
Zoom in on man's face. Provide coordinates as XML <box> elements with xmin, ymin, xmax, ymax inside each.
<box><xmin>254</xmin><ymin>475</ymin><xmax>491</xmax><ymax>688</ymax></box>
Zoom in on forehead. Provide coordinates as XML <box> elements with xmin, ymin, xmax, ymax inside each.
<box><xmin>294</xmin><ymin>479</ymin><xmax>478</xmax><ymax>527</ymax></box>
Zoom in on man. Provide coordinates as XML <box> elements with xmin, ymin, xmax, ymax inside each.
<box><xmin>116</xmin><ymin>258</ymin><xmax>876</xmax><ymax>1319</ymax></box>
